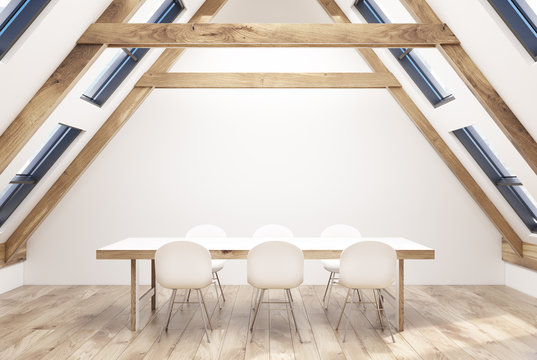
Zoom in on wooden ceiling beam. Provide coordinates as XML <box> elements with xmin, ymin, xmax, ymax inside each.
<box><xmin>77</xmin><ymin>23</ymin><xmax>459</xmax><ymax>48</ymax></box>
<box><xmin>4</xmin><ymin>0</ymin><xmax>229</xmax><ymax>262</ymax></box>
<box><xmin>0</xmin><ymin>0</ymin><xmax>147</xmax><ymax>175</ymax></box>
<box><xmin>135</xmin><ymin>72</ymin><xmax>401</xmax><ymax>88</ymax></box>
<box><xmin>400</xmin><ymin>0</ymin><xmax>537</xmax><ymax>176</ymax></box>
<box><xmin>503</xmin><ymin>240</ymin><xmax>537</xmax><ymax>271</ymax></box>
<box><xmin>317</xmin><ymin>0</ymin><xmax>523</xmax><ymax>257</ymax></box>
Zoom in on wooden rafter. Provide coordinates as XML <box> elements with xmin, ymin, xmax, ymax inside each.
<box><xmin>400</xmin><ymin>0</ymin><xmax>537</xmax><ymax>176</ymax></box>
<box><xmin>317</xmin><ymin>0</ymin><xmax>523</xmax><ymax>257</ymax></box>
<box><xmin>78</xmin><ymin>23</ymin><xmax>459</xmax><ymax>48</ymax></box>
<box><xmin>0</xmin><ymin>0</ymin><xmax>147</xmax><ymax>175</ymax></box>
<box><xmin>4</xmin><ymin>0</ymin><xmax>229</xmax><ymax>262</ymax></box>
<box><xmin>502</xmin><ymin>240</ymin><xmax>537</xmax><ymax>271</ymax></box>
<box><xmin>0</xmin><ymin>243</ymin><xmax>26</xmax><ymax>269</ymax></box>
<box><xmin>135</xmin><ymin>72</ymin><xmax>401</xmax><ymax>88</ymax></box>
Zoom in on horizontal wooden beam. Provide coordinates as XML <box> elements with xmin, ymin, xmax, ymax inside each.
<box><xmin>0</xmin><ymin>0</ymin><xmax>146</xmax><ymax>175</ymax></box>
<box><xmin>135</xmin><ymin>72</ymin><xmax>401</xmax><ymax>88</ymax></box>
<box><xmin>0</xmin><ymin>243</ymin><xmax>26</xmax><ymax>269</ymax></box>
<box><xmin>400</xmin><ymin>0</ymin><xmax>537</xmax><ymax>177</ymax></box>
<box><xmin>503</xmin><ymin>240</ymin><xmax>537</xmax><ymax>271</ymax></box>
<box><xmin>78</xmin><ymin>23</ymin><xmax>459</xmax><ymax>48</ymax></box>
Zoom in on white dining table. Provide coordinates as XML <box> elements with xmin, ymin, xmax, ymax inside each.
<box><xmin>97</xmin><ymin>237</ymin><xmax>434</xmax><ymax>331</ymax></box>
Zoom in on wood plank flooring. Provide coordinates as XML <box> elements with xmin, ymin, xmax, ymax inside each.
<box><xmin>0</xmin><ymin>284</ymin><xmax>536</xmax><ymax>360</ymax></box>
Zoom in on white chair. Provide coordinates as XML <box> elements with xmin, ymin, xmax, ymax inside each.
<box><xmin>186</xmin><ymin>224</ymin><xmax>226</xmax><ymax>305</ymax></box>
<box><xmin>320</xmin><ymin>225</ymin><xmax>361</xmax><ymax>309</ymax></box>
<box><xmin>336</xmin><ymin>241</ymin><xmax>396</xmax><ymax>343</ymax></box>
<box><xmin>156</xmin><ymin>241</ymin><xmax>213</xmax><ymax>342</ymax></box>
<box><xmin>247</xmin><ymin>241</ymin><xmax>304</xmax><ymax>343</ymax></box>
<box><xmin>252</xmin><ymin>224</ymin><xmax>294</xmax><ymax>238</ymax></box>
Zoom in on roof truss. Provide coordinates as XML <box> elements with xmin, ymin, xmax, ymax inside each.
<box><xmin>0</xmin><ymin>0</ymin><xmax>528</xmax><ymax>274</ymax></box>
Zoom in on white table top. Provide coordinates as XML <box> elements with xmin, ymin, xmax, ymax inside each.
<box><xmin>97</xmin><ymin>237</ymin><xmax>434</xmax><ymax>260</ymax></box>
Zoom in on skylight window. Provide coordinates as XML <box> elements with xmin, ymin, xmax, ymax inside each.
<box><xmin>81</xmin><ymin>0</ymin><xmax>184</xmax><ymax>107</ymax></box>
<box><xmin>354</xmin><ymin>0</ymin><xmax>455</xmax><ymax>108</ymax></box>
<box><xmin>453</xmin><ymin>125</ymin><xmax>537</xmax><ymax>233</ymax></box>
<box><xmin>0</xmin><ymin>124</ymin><xmax>81</xmax><ymax>227</ymax></box>
<box><xmin>0</xmin><ymin>0</ymin><xmax>51</xmax><ymax>60</ymax></box>
<box><xmin>488</xmin><ymin>0</ymin><xmax>537</xmax><ymax>60</ymax></box>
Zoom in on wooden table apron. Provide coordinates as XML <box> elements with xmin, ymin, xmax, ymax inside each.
<box><xmin>96</xmin><ymin>237</ymin><xmax>435</xmax><ymax>331</ymax></box>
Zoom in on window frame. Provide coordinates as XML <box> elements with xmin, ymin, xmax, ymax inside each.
<box><xmin>0</xmin><ymin>124</ymin><xmax>82</xmax><ymax>227</ymax></box>
<box><xmin>354</xmin><ymin>0</ymin><xmax>455</xmax><ymax>108</ymax></box>
<box><xmin>81</xmin><ymin>0</ymin><xmax>185</xmax><ymax>107</ymax></box>
<box><xmin>0</xmin><ymin>0</ymin><xmax>51</xmax><ymax>60</ymax></box>
<box><xmin>453</xmin><ymin>125</ymin><xmax>537</xmax><ymax>233</ymax></box>
<box><xmin>488</xmin><ymin>0</ymin><xmax>537</xmax><ymax>61</ymax></box>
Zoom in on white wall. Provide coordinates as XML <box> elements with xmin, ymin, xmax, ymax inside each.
<box><xmin>23</xmin><ymin>84</ymin><xmax>504</xmax><ymax>285</ymax></box>
<box><xmin>0</xmin><ymin>263</ymin><xmax>24</xmax><ymax>294</ymax></box>
<box><xmin>505</xmin><ymin>263</ymin><xmax>537</xmax><ymax>298</ymax></box>
<box><xmin>6</xmin><ymin>0</ymin><xmax>537</xmax><ymax>288</ymax></box>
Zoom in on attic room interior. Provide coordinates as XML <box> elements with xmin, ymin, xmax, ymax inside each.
<box><xmin>1</xmin><ymin>0</ymin><xmax>537</xmax><ymax>358</ymax></box>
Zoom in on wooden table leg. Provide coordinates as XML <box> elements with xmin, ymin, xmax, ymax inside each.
<box><xmin>395</xmin><ymin>259</ymin><xmax>404</xmax><ymax>331</ymax></box>
<box><xmin>130</xmin><ymin>259</ymin><xmax>140</xmax><ymax>331</ymax></box>
<box><xmin>151</xmin><ymin>259</ymin><xmax>156</xmax><ymax>311</ymax></box>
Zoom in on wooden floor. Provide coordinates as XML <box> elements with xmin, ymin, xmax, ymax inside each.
<box><xmin>1</xmin><ymin>284</ymin><xmax>537</xmax><ymax>360</ymax></box>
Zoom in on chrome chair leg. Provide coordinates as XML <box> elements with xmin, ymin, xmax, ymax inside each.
<box><xmin>343</xmin><ymin>288</ymin><xmax>356</xmax><ymax>342</ymax></box>
<box><xmin>199</xmin><ymin>290</ymin><xmax>212</xmax><ymax>330</ymax></box>
<box><xmin>249</xmin><ymin>289</ymin><xmax>265</xmax><ymax>342</ymax></box>
<box><xmin>215</xmin><ymin>272</ymin><xmax>225</xmax><ymax>302</ymax></box>
<box><xmin>336</xmin><ymin>288</ymin><xmax>351</xmax><ymax>330</ymax></box>
<box><xmin>251</xmin><ymin>288</ymin><xmax>260</xmax><ymax>311</ymax></box>
<box><xmin>286</xmin><ymin>289</ymin><xmax>303</xmax><ymax>343</ymax></box>
<box><xmin>213</xmin><ymin>276</ymin><xmax>222</xmax><ymax>310</ymax></box>
<box><xmin>325</xmin><ymin>276</ymin><xmax>335</xmax><ymax>310</ymax></box>
<box><xmin>158</xmin><ymin>289</ymin><xmax>177</xmax><ymax>342</ymax></box>
<box><xmin>180</xmin><ymin>289</ymin><xmax>189</xmax><ymax>310</ymax></box>
<box><xmin>373</xmin><ymin>289</ymin><xmax>384</xmax><ymax>330</ymax></box>
<box><xmin>196</xmin><ymin>289</ymin><xmax>211</xmax><ymax>343</ymax></box>
<box><xmin>322</xmin><ymin>272</ymin><xmax>333</xmax><ymax>305</ymax></box>
<box><xmin>378</xmin><ymin>289</ymin><xmax>395</xmax><ymax>343</ymax></box>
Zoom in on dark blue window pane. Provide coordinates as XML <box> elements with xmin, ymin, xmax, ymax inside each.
<box><xmin>81</xmin><ymin>0</ymin><xmax>184</xmax><ymax>107</ymax></box>
<box><xmin>488</xmin><ymin>0</ymin><xmax>537</xmax><ymax>60</ymax></box>
<box><xmin>453</xmin><ymin>126</ymin><xmax>537</xmax><ymax>232</ymax></box>
<box><xmin>0</xmin><ymin>0</ymin><xmax>51</xmax><ymax>60</ymax></box>
<box><xmin>0</xmin><ymin>124</ymin><xmax>82</xmax><ymax>227</ymax></box>
<box><xmin>354</xmin><ymin>0</ymin><xmax>454</xmax><ymax>107</ymax></box>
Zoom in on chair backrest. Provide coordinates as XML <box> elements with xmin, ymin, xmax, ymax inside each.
<box><xmin>321</xmin><ymin>224</ymin><xmax>362</xmax><ymax>238</ymax></box>
<box><xmin>253</xmin><ymin>224</ymin><xmax>293</xmax><ymax>238</ymax></box>
<box><xmin>247</xmin><ymin>241</ymin><xmax>303</xmax><ymax>289</ymax></box>
<box><xmin>155</xmin><ymin>241</ymin><xmax>213</xmax><ymax>290</ymax></box>
<box><xmin>339</xmin><ymin>241</ymin><xmax>396</xmax><ymax>289</ymax></box>
<box><xmin>186</xmin><ymin>224</ymin><xmax>226</xmax><ymax>237</ymax></box>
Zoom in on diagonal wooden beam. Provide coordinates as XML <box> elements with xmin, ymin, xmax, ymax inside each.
<box><xmin>4</xmin><ymin>0</ymin><xmax>229</xmax><ymax>262</ymax></box>
<box><xmin>400</xmin><ymin>0</ymin><xmax>537</xmax><ymax>176</ymax></box>
<box><xmin>77</xmin><ymin>23</ymin><xmax>459</xmax><ymax>48</ymax></box>
<box><xmin>135</xmin><ymin>72</ymin><xmax>401</xmax><ymax>88</ymax></box>
<box><xmin>0</xmin><ymin>243</ymin><xmax>25</xmax><ymax>269</ymax></box>
<box><xmin>0</xmin><ymin>0</ymin><xmax>147</xmax><ymax>175</ymax></box>
<box><xmin>317</xmin><ymin>0</ymin><xmax>523</xmax><ymax>257</ymax></box>
<box><xmin>502</xmin><ymin>240</ymin><xmax>537</xmax><ymax>271</ymax></box>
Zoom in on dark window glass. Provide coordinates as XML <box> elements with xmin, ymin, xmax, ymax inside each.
<box><xmin>354</xmin><ymin>0</ymin><xmax>455</xmax><ymax>107</ymax></box>
<box><xmin>81</xmin><ymin>0</ymin><xmax>184</xmax><ymax>107</ymax></box>
<box><xmin>0</xmin><ymin>124</ymin><xmax>81</xmax><ymax>227</ymax></box>
<box><xmin>488</xmin><ymin>0</ymin><xmax>537</xmax><ymax>60</ymax></box>
<box><xmin>0</xmin><ymin>0</ymin><xmax>51</xmax><ymax>60</ymax></box>
<box><xmin>453</xmin><ymin>125</ymin><xmax>537</xmax><ymax>233</ymax></box>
